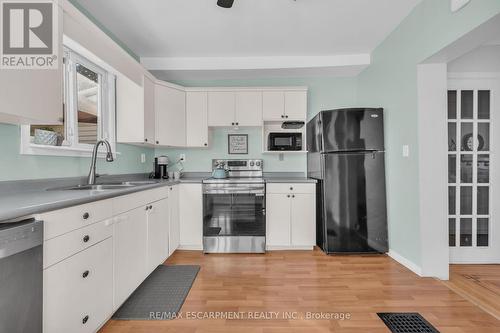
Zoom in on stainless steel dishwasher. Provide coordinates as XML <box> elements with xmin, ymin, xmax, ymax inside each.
<box><xmin>0</xmin><ymin>219</ymin><xmax>43</xmax><ymax>333</ymax></box>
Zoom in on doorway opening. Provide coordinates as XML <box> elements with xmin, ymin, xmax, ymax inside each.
<box><xmin>445</xmin><ymin>44</ymin><xmax>500</xmax><ymax>319</ymax></box>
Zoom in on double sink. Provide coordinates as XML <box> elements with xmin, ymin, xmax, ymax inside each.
<box><xmin>47</xmin><ymin>180</ymin><xmax>159</xmax><ymax>192</ymax></box>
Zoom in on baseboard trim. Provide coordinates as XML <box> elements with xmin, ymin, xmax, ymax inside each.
<box><xmin>178</xmin><ymin>245</ymin><xmax>203</xmax><ymax>251</ymax></box>
<box><xmin>388</xmin><ymin>249</ymin><xmax>422</xmax><ymax>276</ymax></box>
<box><xmin>266</xmin><ymin>246</ymin><xmax>314</xmax><ymax>251</ymax></box>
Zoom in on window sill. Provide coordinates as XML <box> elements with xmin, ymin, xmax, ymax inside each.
<box><xmin>20</xmin><ymin>143</ymin><xmax>120</xmax><ymax>158</ymax></box>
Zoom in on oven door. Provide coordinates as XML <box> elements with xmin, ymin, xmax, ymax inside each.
<box><xmin>203</xmin><ymin>183</ymin><xmax>266</xmax><ymax>253</ymax></box>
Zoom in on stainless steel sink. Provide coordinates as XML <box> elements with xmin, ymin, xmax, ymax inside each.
<box><xmin>46</xmin><ymin>180</ymin><xmax>158</xmax><ymax>191</ymax></box>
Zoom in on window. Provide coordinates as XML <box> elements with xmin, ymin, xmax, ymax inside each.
<box><xmin>22</xmin><ymin>46</ymin><xmax>116</xmax><ymax>157</ymax></box>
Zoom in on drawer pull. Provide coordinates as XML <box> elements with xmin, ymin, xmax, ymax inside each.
<box><xmin>287</xmin><ymin>194</ymin><xmax>290</xmax><ymax>198</ymax></box>
<box><xmin>82</xmin><ymin>270</ymin><xmax>90</xmax><ymax>278</ymax></box>
<box><xmin>149</xmin><ymin>205</ymin><xmax>153</xmax><ymax>209</ymax></box>
<box><xmin>292</xmin><ymin>195</ymin><xmax>295</xmax><ymax>198</ymax></box>
<box><xmin>83</xmin><ymin>235</ymin><xmax>90</xmax><ymax>243</ymax></box>
<box><xmin>82</xmin><ymin>212</ymin><xmax>90</xmax><ymax>220</ymax></box>
<box><xmin>289</xmin><ymin>187</ymin><xmax>293</xmax><ymax>191</ymax></box>
<box><xmin>82</xmin><ymin>315</ymin><xmax>89</xmax><ymax>324</ymax></box>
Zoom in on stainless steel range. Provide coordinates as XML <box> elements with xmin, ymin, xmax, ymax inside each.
<box><xmin>202</xmin><ymin>159</ymin><xmax>265</xmax><ymax>253</ymax></box>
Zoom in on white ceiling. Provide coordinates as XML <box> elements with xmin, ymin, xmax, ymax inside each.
<box><xmin>73</xmin><ymin>0</ymin><xmax>421</xmax><ymax>79</ymax></box>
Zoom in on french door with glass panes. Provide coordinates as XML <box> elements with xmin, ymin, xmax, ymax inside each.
<box><xmin>448</xmin><ymin>78</ymin><xmax>500</xmax><ymax>263</ymax></box>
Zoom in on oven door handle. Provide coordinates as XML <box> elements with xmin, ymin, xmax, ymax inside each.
<box><xmin>204</xmin><ymin>189</ymin><xmax>265</xmax><ymax>195</ymax></box>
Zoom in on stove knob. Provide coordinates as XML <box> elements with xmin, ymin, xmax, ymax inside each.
<box><xmin>250</xmin><ymin>161</ymin><xmax>255</xmax><ymax>166</ymax></box>
<box><xmin>256</xmin><ymin>161</ymin><xmax>261</xmax><ymax>166</ymax></box>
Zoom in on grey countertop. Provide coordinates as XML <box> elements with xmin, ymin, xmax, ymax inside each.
<box><xmin>0</xmin><ymin>172</ymin><xmax>315</xmax><ymax>222</ymax></box>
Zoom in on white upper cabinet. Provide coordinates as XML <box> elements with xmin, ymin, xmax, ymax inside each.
<box><xmin>285</xmin><ymin>91</ymin><xmax>307</xmax><ymax>120</ymax></box>
<box><xmin>263</xmin><ymin>91</ymin><xmax>285</xmax><ymax>121</ymax></box>
<box><xmin>208</xmin><ymin>91</ymin><xmax>235</xmax><ymax>126</ymax></box>
<box><xmin>0</xmin><ymin>3</ymin><xmax>63</xmax><ymax>125</ymax></box>
<box><xmin>116</xmin><ymin>74</ymin><xmax>145</xmax><ymax>144</ymax></box>
<box><xmin>235</xmin><ymin>91</ymin><xmax>263</xmax><ymax>126</ymax></box>
<box><xmin>155</xmin><ymin>83</ymin><xmax>186</xmax><ymax>147</ymax></box>
<box><xmin>263</xmin><ymin>90</ymin><xmax>307</xmax><ymax>121</ymax></box>
<box><xmin>186</xmin><ymin>91</ymin><xmax>208</xmax><ymax>147</ymax></box>
<box><xmin>143</xmin><ymin>75</ymin><xmax>156</xmax><ymax>144</ymax></box>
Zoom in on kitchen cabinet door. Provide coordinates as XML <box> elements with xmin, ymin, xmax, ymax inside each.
<box><xmin>116</xmin><ymin>74</ymin><xmax>144</xmax><ymax>143</ymax></box>
<box><xmin>284</xmin><ymin>91</ymin><xmax>307</xmax><ymax>120</ymax></box>
<box><xmin>113</xmin><ymin>206</ymin><xmax>148</xmax><ymax>309</ymax></box>
<box><xmin>147</xmin><ymin>199</ymin><xmax>169</xmax><ymax>273</ymax></box>
<box><xmin>168</xmin><ymin>186</ymin><xmax>180</xmax><ymax>256</ymax></box>
<box><xmin>263</xmin><ymin>91</ymin><xmax>285</xmax><ymax>121</ymax></box>
<box><xmin>186</xmin><ymin>91</ymin><xmax>209</xmax><ymax>147</ymax></box>
<box><xmin>208</xmin><ymin>91</ymin><xmax>235</xmax><ymax>126</ymax></box>
<box><xmin>179</xmin><ymin>184</ymin><xmax>203</xmax><ymax>249</ymax></box>
<box><xmin>143</xmin><ymin>75</ymin><xmax>156</xmax><ymax>144</ymax></box>
<box><xmin>290</xmin><ymin>193</ymin><xmax>316</xmax><ymax>247</ymax></box>
<box><xmin>235</xmin><ymin>91</ymin><xmax>263</xmax><ymax>126</ymax></box>
<box><xmin>266</xmin><ymin>194</ymin><xmax>291</xmax><ymax>247</ymax></box>
<box><xmin>155</xmin><ymin>84</ymin><xmax>186</xmax><ymax>146</ymax></box>
<box><xmin>0</xmin><ymin>4</ymin><xmax>63</xmax><ymax>125</ymax></box>
<box><xmin>44</xmin><ymin>238</ymin><xmax>113</xmax><ymax>333</ymax></box>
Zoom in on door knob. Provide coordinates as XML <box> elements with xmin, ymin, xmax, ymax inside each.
<box><xmin>82</xmin><ymin>270</ymin><xmax>90</xmax><ymax>278</ymax></box>
<box><xmin>82</xmin><ymin>212</ymin><xmax>90</xmax><ymax>220</ymax></box>
<box><xmin>82</xmin><ymin>315</ymin><xmax>89</xmax><ymax>324</ymax></box>
<box><xmin>83</xmin><ymin>235</ymin><xmax>90</xmax><ymax>243</ymax></box>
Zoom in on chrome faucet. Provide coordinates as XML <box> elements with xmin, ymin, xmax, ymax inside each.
<box><xmin>87</xmin><ymin>140</ymin><xmax>114</xmax><ymax>185</ymax></box>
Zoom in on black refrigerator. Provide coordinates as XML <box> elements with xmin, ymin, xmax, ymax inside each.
<box><xmin>307</xmin><ymin>108</ymin><xmax>388</xmax><ymax>254</ymax></box>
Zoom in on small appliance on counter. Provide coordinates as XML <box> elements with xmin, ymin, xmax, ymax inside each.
<box><xmin>268</xmin><ymin>132</ymin><xmax>303</xmax><ymax>151</ymax></box>
<box><xmin>152</xmin><ymin>155</ymin><xmax>169</xmax><ymax>179</ymax></box>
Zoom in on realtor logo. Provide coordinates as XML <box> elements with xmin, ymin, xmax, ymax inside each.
<box><xmin>1</xmin><ymin>0</ymin><xmax>58</xmax><ymax>69</ymax></box>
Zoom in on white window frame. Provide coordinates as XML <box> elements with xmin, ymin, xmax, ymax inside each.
<box><xmin>20</xmin><ymin>42</ymin><xmax>117</xmax><ymax>158</ymax></box>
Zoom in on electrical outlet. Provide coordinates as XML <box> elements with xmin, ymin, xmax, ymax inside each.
<box><xmin>140</xmin><ymin>153</ymin><xmax>146</xmax><ymax>163</ymax></box>
<box><xmin>179</xmin><ymin>154</ymin><xmax>186</xmax><ymax>162</ymax></box>
<box><xmin>402</xmin><ymin>145</ymin><xmax>410</xmax><ymax>157</ymax></box>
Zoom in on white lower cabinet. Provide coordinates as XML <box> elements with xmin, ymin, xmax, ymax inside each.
<box><xmin>266</xmin><ymin>183</ymin><xmax>316</xmax><ymax>249</ymax></box>
<box><xmin>147</xmin><ymin>198</ymin><xmax>170</xmax><ymax>273</ymax></box>
<box><xmin>44</xmin><ymin>238</ymin><xmax>113</xmax><ymax>333</ymax></box>
<box><xmin>266</xmin><ymin>194</ymin><xmax>291</xmax><ymax>246</ymax></box>
<box><xmin>168</xmin><ymin>185</ymin><xmax>180</xmax><ymax>256</ymax></box>
<box><xmin>113</xmin><ymin>206</ymin><xmax>148</xmax><ymax>309</ymax></box>
<box><xmin>179</xmin><ymin>183</ymin><xmax>203</xmax><ymax>250</ymax></box>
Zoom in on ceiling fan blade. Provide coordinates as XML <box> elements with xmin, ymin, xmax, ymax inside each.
<box><xmin>217</xmin><ymin>0</ymin><xmax>234</xmax><ymax>8</ymax></box>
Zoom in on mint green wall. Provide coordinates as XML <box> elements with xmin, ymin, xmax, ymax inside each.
<box><xmin>0</xmin><ymin>123</ymin><xmax>154</xmax><ymax>181</ymax></box>
<box><xmin>356</xmin><ymin>0</ymin><xmax>500</xmax><ymax>265</ymax></box>
<box><xmin>156</xmin><ymin>77</ymin><xmax>358</xmax><ymax>172</ymax></box>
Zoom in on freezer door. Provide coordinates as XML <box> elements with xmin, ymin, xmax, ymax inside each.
<box><xmin>322</xmin><ymin>152</ymin><xmax>388</xmax><ymax>253</ymax></box>
<box><xmin>306</xmin><ymin>112</ymin><xmax>323</xmax><ymax>153</ymax></box>
<box><xmin>321</xmin><ymin>108</ymin><xmax>384</xmax><ymax>152</ymax></box>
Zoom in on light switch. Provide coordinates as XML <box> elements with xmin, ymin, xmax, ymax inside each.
<box><xmin>402</xmin><ymin>145</ymin><xmax>410</xmax><ymax>157</ymax></box>
<box><xmin>140</xmin><ymin>153</ymin><xmax>146</xmax><ymax>163</ymax></box>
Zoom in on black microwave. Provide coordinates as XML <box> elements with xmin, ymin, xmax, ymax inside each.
<box><xmin>268</xmin><ymin>132</ymin><xmax>302</xmax><ymax>151</ymax></box>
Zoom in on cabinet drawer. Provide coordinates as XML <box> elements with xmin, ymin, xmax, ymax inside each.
<box><xmin>113</xmin><ymin>187</ymin><xmax>168</xmax><ymax>215</ymax></box>
<box><xmin>44</xmin><ymin>219</ymin><xmax>113</xmax><ymax>269</ymax></box>
<box><xmin>266</xmin><ymin>183</ymin><xmax>315</xmax><ymax>194</ymax></box>
<box><xmin>44</xmin><ymin>238</ymin><xmax>113</xmax><ymax>333</ymax></box>
<box><xmin>41</xmin><ymin>200</ymin><xmax>113</xmax><ymax>240</ymax></box>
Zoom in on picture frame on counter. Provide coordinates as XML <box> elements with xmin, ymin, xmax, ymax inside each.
<box><xmin>228</xmin><ymin>134</ymin><xmax>248</xmax><ymax>154</ymax></box>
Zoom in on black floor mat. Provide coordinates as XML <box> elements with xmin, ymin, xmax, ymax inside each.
<box><xmin>377</xmin><ymin>313</ymin><xmax>440</xmax><ymax>333</ymax></box>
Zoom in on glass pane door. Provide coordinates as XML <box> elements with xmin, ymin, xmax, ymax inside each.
<box><xmin>448</xmin><ymin>89</ymin><xmax>491</xmax><ymax>252</ymax></box>
<box><xmin>203</xmin><ymin>193</ymin><xmax>265</xmax><ymax>237</ymax></box>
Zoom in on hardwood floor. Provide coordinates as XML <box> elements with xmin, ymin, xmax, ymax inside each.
<box><xmin>99</xmin><ymin>249</ymin><xmax>500</xmax><ymax>333</ymax></box>
<box><xmin>443</xmin><ymin>264</ymin><xmax>500</xmax><ymax>320</ymax></box>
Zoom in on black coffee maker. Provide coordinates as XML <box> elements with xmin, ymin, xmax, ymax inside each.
<box><xmin>153</xmin><ymin>156</ymin><xmax>169</xmax><ymax>179</ymax></box>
